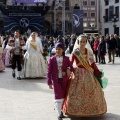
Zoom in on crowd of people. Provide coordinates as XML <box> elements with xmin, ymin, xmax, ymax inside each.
<box><xmin>89</xmin><ymin>34</ymin><xmax>120</xmax><ymax>64</ymax></box>
<box><xmin>0</xmin><ymin>30</ymin><xmax>119</xmax><ymax>119</ymax></box>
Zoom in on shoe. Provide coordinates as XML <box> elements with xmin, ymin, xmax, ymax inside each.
<box><xmin>58</xmin><ymin>117</ymin><xmax>62</xmax><ymax>120</ymax></box>
<box><xmin>108</xmin><ymin>61</ymin><xmax>111</xmax><ymax>63</ymax></box>
<box><xmin>12</xmin><ymin>72</ymin><xmax>15</xmax><ymax>78</ymax></box>
<box><xmin>59</xmin><ymin>111</ymin><xmax>65</xmax><ymax>118</ymax></box>
<box><xmin>17</xmin><ymin>77</ymin><xmax>21</xmax><ymax>80</ymax></box>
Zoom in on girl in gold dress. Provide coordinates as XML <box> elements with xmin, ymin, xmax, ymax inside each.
<box><xmin>62</xmin><ymin>35</ymin><xmax>107</xmax><ymax>117</ymax></box>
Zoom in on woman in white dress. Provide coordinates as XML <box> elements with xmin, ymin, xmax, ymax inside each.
<box><xmin>22</xmin><ymin>32</ymin><xmax>47</xmax><ymax>78</ymax></box>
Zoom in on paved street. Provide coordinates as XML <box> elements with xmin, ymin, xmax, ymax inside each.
<box><xmin>0</xmin><ymin>55</ymin><xmax>120</xmax><ymax>120</ymax></box>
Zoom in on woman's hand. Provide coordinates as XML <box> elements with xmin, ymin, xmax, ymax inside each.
<box><xmin>49</xmin><ymin>84</ymin><xmax>53</xmax><ymax>89</ymax></box>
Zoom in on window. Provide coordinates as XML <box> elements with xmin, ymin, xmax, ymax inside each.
<box><xmin>91</xmin><ymin>13</ymin><xmax>95</xmax><ymax>17</ymax></box>
<box><xmin>83</xmin><ymin>1</ymin><xmax>87</xmax><ymax>5</ymax></box>
<box><xmin>90</xmin><ymin>23</ymin><xmax>95</xmax><ymax>27</ymax></box>
<box><xmin>84</xmin><ymin>13</ymin><xmax>87</xmax><ymax>17</ymax></box>
<box><xmin>104</xmin><ymin>9</ymin><xmax>108</xmax><ymax>22</ymax></box>
<box><xmin>115</xmin><ymin>6</ymin><xmax>119</xmax><ymax>16</ymax></box>
<box><xmin>83</xmin><ymin>23</ymin><xmax>88</xmax><ymax>27</ymax></box>
<box><xmin>104</xmin><ymin>28</ymin><xmax>109</xmax><ymax>36</ymax></box>
<box><xmin>91</xmin><ymin>1</ymin><xmax>95</xmax><ymax>5</ymax></box>
<box><xmin>115</xmin><ymin>0</ymin><xmax>119</xmax><ymax>3</ymax></box>
<box><xmin>115</xmin><ymin>27</ymin><xmax>119</xmax><ymax>36</ymax></box>
<box><xmin>105</xmin><ymin>0</ymin><xmax>109</xmax><ymax>6</ymax></box>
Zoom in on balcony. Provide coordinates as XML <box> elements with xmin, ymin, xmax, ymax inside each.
<box><xmin>103</xmin><ymin>15</ymin><xmax>109</xmax><ymax>22</ymax></box>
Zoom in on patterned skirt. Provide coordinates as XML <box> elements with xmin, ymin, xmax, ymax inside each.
<box><xmin>62</xmin><ymin>67</ymin><xmax>107</xmax><ymax>117</ymax></box>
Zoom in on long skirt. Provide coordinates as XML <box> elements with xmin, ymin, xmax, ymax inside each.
<box><xmin>22</xmin><ymin>51</ymin><xmax>47</xmax><ymax>78</ymax></box>
<box><xmin>62</xmin><ymin>67</ymin><xmax>107</xmax><ymax>117</ymax></box>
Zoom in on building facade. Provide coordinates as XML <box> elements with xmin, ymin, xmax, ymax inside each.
<box><xmin>70</xmin><ymin>0</ymin><xmax>100</xmax><ymax>35</ymax></box>
<box><xmin>101</xmin><ymin>0</ymin><xmax>120</xmax><ymax>36</ymax></box>
<box><xmin>45</xmin><ymin>0</ymin><xmax>100</xmax><ymax>35</ymax></box>
<box><xmin>1</xmin><ymin>0</ymin><xmax>101</xmax><ymax>35</ymax></box>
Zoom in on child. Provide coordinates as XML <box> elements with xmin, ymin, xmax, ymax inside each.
<box><xmin>47</xmin><ymin>42</ymin><xmax>74</xmax><ymax>120</ymax></box>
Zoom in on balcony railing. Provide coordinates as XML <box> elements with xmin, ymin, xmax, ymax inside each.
<box><xmin>103</xmin><ymin>15</ymin><xmax>109</xmax><ymax>22</ymax></box>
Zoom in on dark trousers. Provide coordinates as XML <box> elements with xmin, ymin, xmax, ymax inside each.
<box><xmin>101</xmin><ymin>55</ymin><xmax>106</xmax><ymax>64</ymax></box>
<box><xmin>108</xmin><ymin>49</ymin><xmax>115</xmax><ymax>62</ymax></box>
<box><xmin>94</xmin><ymin>50</ymin><xmax>98</xmax><ymax>62</ymax></box>
<box><xmin>12</xmin><ymin>55</ymin><xmax>22</xmax><ymax>71</ymax></box>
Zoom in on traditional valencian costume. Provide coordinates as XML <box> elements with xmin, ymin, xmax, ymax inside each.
<box><xmin>22</xmin><ymin>32</ymin><xmax>47</xmax><ymax>78</ymax></box>
<box><xmin>62</xmin><ymin>35</ymin><xmax>108</xmax><ymax>117</ymax></box>
<box><xmin>6</xmin><ymin>31</ymin><xmax>25</xmax><ymax>80</ymax></box>
<box><xmin>47</xmin><ymin>42</ymin><xmax>74</xmax><ymax>120</ymax></box>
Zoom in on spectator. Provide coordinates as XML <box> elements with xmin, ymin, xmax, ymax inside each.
<box><xmin>68</xmin><ymin>34</ymin><xmax>76</xmax><ymax>54</ymax></box>
<box><xmin>27</xmin><ymin>28</ymin><xmax>31</xmax><ymax>37</ymax></box>
<box><xmin>93</xmin><ymin>36</ymin><xmax>99</xmax><ymax>63</ymax></box>
<box><xmin>106</xmin><ymin>34</ymin><xmax>117</xmax><ymax>64</ymax></box>
<box><xmin>114</xmin><ymin>34</ymin><xmax>120</xmax><ymax>57</ymax></box>
<box><xmin>48</xmin><ymin>36</ymin><xmax>54</xmax><ymax>56</ymax></box>
<box><xmin>98</xmin><ymin>36</ymin><xmax>106</xmax><ymax>64</ymax></box>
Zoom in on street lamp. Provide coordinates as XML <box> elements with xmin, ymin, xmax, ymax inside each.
<box><xmin>111</xmin><ymin>15</ymin><xmax>119</xmax><ymax>34</ymax></box>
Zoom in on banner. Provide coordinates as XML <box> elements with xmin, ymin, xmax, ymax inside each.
<box><xmin>12</xmin><ymin>0</ymin><xmax>48</xmax><ymax>4</ymax></box>
<box><xmin>3</xmin><ymin>14</ymin><xmax>44</xmax><ymax>33</ymax></box>
<box><xmin>73</xmin><ymin>10</ymin><xmax>83</xmax><ymax>34</ymax></box>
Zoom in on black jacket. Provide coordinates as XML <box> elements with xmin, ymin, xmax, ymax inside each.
<box><xmin>106</xmin><ymin>38</ymin><xmax>117</xmax><ymax>49</ymax></box>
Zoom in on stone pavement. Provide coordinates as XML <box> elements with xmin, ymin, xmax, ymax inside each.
<box><xmin>0</xmin><ymin>55</ymin><xmax>120</xmax><ymax>120</ymax></box>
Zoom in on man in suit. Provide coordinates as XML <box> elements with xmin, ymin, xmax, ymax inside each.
<box><xmin>106</xmin><ymin>34</ymin><xmax>117</xmax><ymax>64</ymax></box>
<box><xmin>6</xmin><ymin>30</ymin><xmax>25</xmax><ymax>80</ymax></box>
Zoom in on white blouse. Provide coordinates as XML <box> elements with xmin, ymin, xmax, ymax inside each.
<box><xmin>56</xmin><ymin>56</ymin><xmax>63</xmax><ymax>78</ymax></box>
